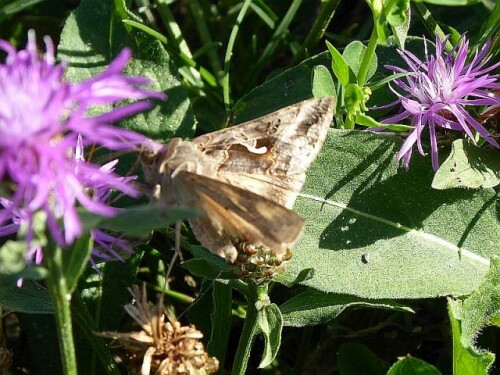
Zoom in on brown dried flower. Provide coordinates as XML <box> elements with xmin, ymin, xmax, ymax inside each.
<box><xmin>98</xmin><ymin>284</ymin><xmax>219</xmax><ymax>375</ymax></box>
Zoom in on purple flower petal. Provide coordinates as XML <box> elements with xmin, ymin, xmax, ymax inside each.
<box><xmin>0</xmin><ymin>30</ymin><xmax>165</xmax><ymax>248</ymax></box>
<box><xmin>380</xmin><ymin>34</ymin><xmax>499</xmax><ymax>169</ymax></box>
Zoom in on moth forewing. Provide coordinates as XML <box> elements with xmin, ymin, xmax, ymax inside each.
<box><xmin>191</xmin><ymin>96</ymin><xmax>334</xmax><ymax>208</ymax></box>
<box><xmin>175</xmin><ymin>171</ymin><xmax>304</xmax><ymax>262</ymax></box>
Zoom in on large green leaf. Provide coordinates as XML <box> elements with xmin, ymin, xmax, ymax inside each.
<box><xmin>58</xmin><ymin>0</ymin><xmax>194</xmax><ymax>141</ymax></box>
<box><xmin>230</xmin><ymin>38</ymin><xmax>497</xmax><ymax>299</ymax></box>
<box><xmin>280</xmin><ymin>130</ymin><xmax>498</xmax><ymax>299</ymax></box>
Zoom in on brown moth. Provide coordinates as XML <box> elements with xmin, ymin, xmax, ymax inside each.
<box><xmin>141</xmin><ymin>97</ymin><xmax>333</xmax><ymax>265</ymax></box>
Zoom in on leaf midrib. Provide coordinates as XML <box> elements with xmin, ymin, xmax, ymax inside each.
<box><xmin>298</xmin><ymin>193</ymin><xmax>490</xmax><ymax>266</ymax></box>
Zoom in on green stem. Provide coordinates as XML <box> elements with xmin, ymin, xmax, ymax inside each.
<box><xmin>223</xmin><ymin>0</ymin><xmax>253</xmax><ymax>116</ymax></box>
<box><xmin>292</xmin><ymin>0</ymin><xmax>341</xmax><ymax>65</ymax></box>
<box><xmin>231</xmin><ymin>282</ymin><xmax>267</xmax><ymax>375</ymax></box>
<box><xmin>357</xmin><ymin>27</ymin><xmax>378</xmax><ymax>86</ymax></box>
<box><xmin>155</xmin><ymin>0</ymin><xmax>204</xmax><ymax>87</ymax></box>
<box><xmin>44</xmin><ymin>243</ymin><xmax>77</xmax><ymax>375</ymax></box>
<box><xmin>189</xmin><ymin>0</ymin><xmax>223</xmax><ymax>78</ymax></box>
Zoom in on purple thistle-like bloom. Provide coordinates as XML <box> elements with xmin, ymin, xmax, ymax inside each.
<box><xmin>382</xmin><ymin>35</ymin><xmax>500</xmax><ymax>170</ymax></box>
<box><xmin>1</xmin><ymin>157</ymin><xmax>135</xmax><ymax>279</ymax></box>
<box><xmin>0</xmin><ymin>31</ymin><xmax>165</xmax><ymax>245</ymax></box>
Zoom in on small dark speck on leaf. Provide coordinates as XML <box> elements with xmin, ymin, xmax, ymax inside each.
<box><xmin>361</xmin><ymin>254</ymin><xmax>369</xmax><ymax>264</ymax></box>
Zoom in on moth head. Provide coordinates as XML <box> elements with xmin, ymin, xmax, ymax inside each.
<box><xmin>140</xmin><ymin>147</ymin><xmax>164</xmax><ymax>183</ymax></box>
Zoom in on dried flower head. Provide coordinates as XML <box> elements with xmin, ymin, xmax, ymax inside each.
<box><xmin>0</xmin><ymin>30</ymin><xmax>165</xmax><ymax>246</ymax></box>
<box><xmin>381</xmin><ymin>35</ymin><xmax>500</xmax><ymax>170</ymax></box>
<box><xmin>231</xmin><ymin>237</ymin><xmax>292</xmax><ymax>279</ymax></box>
<box><xmin>98</xmin><ymin>284</ymin><xmax>219</xmax><ymax>375</ymax></box>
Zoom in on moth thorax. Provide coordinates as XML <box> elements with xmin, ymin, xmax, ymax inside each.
<box><xmin>230</xmin><ymin>237</ymin><xmax>292</xmax><ymax>279</ymax></box>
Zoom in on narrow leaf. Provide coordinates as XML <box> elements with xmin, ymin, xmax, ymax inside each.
<box><xmin>97</xmin><ymin>205</ymin><xmax>195</xmax><ymax>237</ymax></box>
<box><xmin>448</xmin><ymin>299</ymin><xmax>494</xmax><ymax>375</ymax></box>
<box><xmin>280</xmin><ymin>290</ymin><xmax>413</xmax><ymax>327</ymax></box>
<box><xmin>257</xmin><ymin>303</ymin><xmax>283</xmax><ymax>368</ymax></box>
<box><xmin>384</xmin><ymin>0</ymin><xmax>410</xmax><ymax>28</ymax></box>
<box><xmin>183</xmin><ymin>246</ymin><xmax>235</xmax><ymax>280</ymax></box>
<box><xmin>208</xmin><ymin>282</ymin><xmax>232</xmax><ymax>367</ymax></box>
<box><xmin>461</xmin><ymin>258</ymin><xmax>500</xmax><ymax>349</ymax></box>
<box><xmin>355</xmin><ymin>113</ymin><xmax>412</xmax><ymax>131</ymax></box>
<box><xmin>0</xmin><ymin>282</ymin><xmax>52</xmax><ymax>313</ymax></box>
<box><xmin>390</xmin><ymin>3</ymin><xmax>411</xmax><ymax>49</ymax></box>
<box><xmin>326</xmin><ymin>40</ymin><xmax>351</xmax><ymax>87</ymax></box>
<box><xmin>312</xmin><ymin>65</ymin><xmax>336</xmax><ymax>100</ymax></box>
<box><xmin>63</xmin><ymin>234</ymin><xmax>93</xmax><ymax>294</ymax></box>
<box><xmin>422</xmin><ymin>0</ymin><xmax>481</xmax><ymax>5</ymax></box>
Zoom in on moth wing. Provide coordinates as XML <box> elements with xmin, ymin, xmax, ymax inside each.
<box><xmin>175</xmin><ymin>171</ymin><xmax>304</xmax><ymax>262</ymax></box>
<box><xmin>192</xmin><ymin>97</ymin><xmax>333</xmax><ymax>208</ymax></box>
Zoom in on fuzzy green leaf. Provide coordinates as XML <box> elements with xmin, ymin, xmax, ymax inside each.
<box><xmin>281</xmin><ymin>130</ymin><xmax>498</xmax><ymax>299</ymax></box>
<box><xmin>432</xmin><ymin>140</ymin><xmax>500</xmax><ymax>190</ymax></box>
<box><xmin>311</xmin><ymin>65</ymin><xmax>336</xmax><ymax>100</ymax></box>
<box><xmin>58</xmin><ymin>0</ymin><xmax>194</xmax><ymax>141</ymax></box>
<box><xmin>280</xmin><ymin>290</ymin><xmax>413</xmax><ymax>327</ymax></box>
<box><xmin>257</xmin><ymin>303</ymin><xmax>283</xmax><ymax>368</ymax></box>
<box><xmin>461</xmin><ymin>258</ymin><xmax>500</xmax><ymax>349</ymax></box>
<box><xmin>342</xmin><ymin>41</ymin><xmax>378</xmax><ymax>82</ymax></box>
<box><xmin>0</xmin><ymin>240</ymin><xmax>27</xmax><ymax>275</ymax></box>
<box><xmin>448</xmin><ymin>299</ymin><xmax>494</xmax><ymax>374</ymax></box>
<box><xmin>326</xmin><ymin>40</ymin><xmax>352</xmax><ymax>87</ymax></box>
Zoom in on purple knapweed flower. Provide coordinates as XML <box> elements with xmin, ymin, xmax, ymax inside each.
<box><xmin>1</xmin><ymin>157</ymin><xmax>135</xmax><ymax>282</ymax></box>
<box><xmin>381</xmin><ymin>35</ymin><xmax>500</xmax><ymax>170</ymax></box>
<box><xmin>0</xmin><ymin>30</ymin><xmax>165</xmax><ymax>246</ymax></box>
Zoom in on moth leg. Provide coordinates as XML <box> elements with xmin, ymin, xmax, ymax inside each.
<box><xmin>165</xmin><ymin>221</ymin><xmax>184</xmax><ymax>282</ymax></box>
<box><xmin>175</xmin><ymin>221</ymin><xmax>184</xmax><ymax>262</ymax></box>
